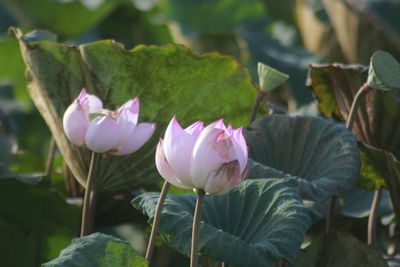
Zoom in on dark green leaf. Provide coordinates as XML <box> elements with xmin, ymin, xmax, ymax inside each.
<box><xmin>294</xmin><ymin>231</ymin><xmax>388</xmax><ymax>267</ymax></box>
<box><xmin>12</xmin><ymin>28</ymin><xmax>257</xmax><ymax>192</ymax></box>
<box><xmin>43</xmin><ymin>233</ymin><xmax>147</xmax><ymax>267</ymax></box>
<box><xmin>133</xmin><ymin>179</ymin><xmax>311</xmax><ymax>267</ymax></box>
<box><xmin>245</xmin><ymin>115</ymin><xmax>360</xmax><ymax>201</ymax></box>
<box><xmin>0</xmin><ymin>177</ymin><xmax>79</xmax><ymax>266</ymax></box>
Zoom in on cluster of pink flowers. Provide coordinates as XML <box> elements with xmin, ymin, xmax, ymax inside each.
<box><xmin>63</xmin><ymin>88</ymin><xmax>248</xmax><ymax>194</ymax></box>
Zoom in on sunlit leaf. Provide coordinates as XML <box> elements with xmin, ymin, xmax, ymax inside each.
<box><xmin>43</xmin><ymin>233</ymin><xmax>147</xmax><ymax>267</ymax></box>
<box><xmin>133</xmin><ymin>179</ymin><xmax>311</xmax><ymax>267</ymax></box>
<box><xmin>12</xmin><ymin>28</ymin><xmax>257</xmax><ymax>192</ymax></box>
<box><xmin>245</xmin><ymin>115</ymin><xmax>360</xmax><ymax>201</ymax></box>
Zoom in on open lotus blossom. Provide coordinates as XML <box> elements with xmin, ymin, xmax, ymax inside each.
<box><xmin>156</xmin><ymin>117</ymin><xmax>248</xmax><ymax>194</ymax></box>
<box><xmin>63</xmin><ymin>88</ymin><xmax>156</xmax><ymax>154</ymax></box>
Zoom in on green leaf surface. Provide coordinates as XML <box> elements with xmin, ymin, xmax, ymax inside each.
<box><xmin>367</xmin><ymin>50</ymin><xmax>400</xmax><ymax>91</ymax></box>
<box><xmin>43</xmin><ymin>233</ymin><xmax>147</xmax><ymax>267</ymax></box>
<box><xmin>2</xmin><ymin>0</ymin><xmax>120</xmax><ymax>38</ymax></box>
<box><xmin>12</xmin><ymin>28</ymin><xmax>257</xmax><ymax>192</ymax></box>
<box><xmin>164</xmin><ymin>0</ymin><xmax>264</xmax><ymax>34</ymax></box>
<box><xmin>245</xmin><ymin>115</ymin><xmax>360</xmax><ymax>201</ymax></box>
<box><xmin>133</xmin><ymin>179</ymin><xmax>311</xmax><ymax>267</ymax></box>
<box><xmin>294</xmin><ymin>231</ymin><xmax>388</xmax><ymax>267</ymax></box>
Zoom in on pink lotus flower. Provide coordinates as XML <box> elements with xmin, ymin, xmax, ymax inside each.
<box><xmin>63</xmin><ymin>88</ymin><xmax>155</xmax><ymax>154</ymax></box>
<box><xmin>155</xmin><ymin>117</ymin><xmax>248</xmax><ymax>194</ymax></box>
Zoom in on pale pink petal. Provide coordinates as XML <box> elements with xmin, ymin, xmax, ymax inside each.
<box><xmin>117</xmin><ymin>97</ymin><xmax>139</xmax><ymax>124</ymax></box>
<box><xmin>63</xmin><ymin>101</ymin><xmax>89</xmax><ymax>146</ymax></box>
<box><xmin>111</xmin><ymin>122</ymin><xmax>156</xmax><ymax>155</ymax></box>
<box><xmin>85</xmin><ymin>114</ymin><xmax>123</xmax><ymax>153</ymax></box>
<box><xmin>204</xmin><ymin>160</ymin><xmax>241</xmax><ymax>194</ymax></box>
<box><xmin>87</xmin><ymin>94</ymin><xmax>103</xmax><ymax>113</ymax></box>
<box><xmin>190</xmin><ymin>128</ymin><xmax>236</xmax><ymax>189</ymax></box>
<box><xmin>206</xmin><ymin>118</ymin><xmax>226</xmax><ymax>130</ymax></box>
<box><xmin>232</xmin><ymin>127</ymin><xmax>248</xmax><ymax>172</ymax></box>
<box><xmin>184</xmin><ymin>121</ymin><xmax>204</xmax><ymax>135</ymax></box>
<box><xmin>155</xmin><ymin>140</ymin><xmax>192</xmax><ymax>189</ymax></box>
<box><xmin>115</xmin><ymin>109</ymin><xmax>137</xmax><ymax>148</ymax></box>
<box><xmin>163</xmin><ymin>116</ymin><xmax>199</xmax><ymax>186</ymax></box>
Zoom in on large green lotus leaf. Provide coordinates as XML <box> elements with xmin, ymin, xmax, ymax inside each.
<box><xmin>12</xmin><ymin>28</ymin><xmax>256</xmax><ymax>192</ymax></box>
<box><xmin>43</xmin><ymin>233</ymin><xmax>147</xmax><ymax>267</ymax></box>
<box><xmin>245</xmin><ymin>115</ymin><xmax>360</xmax><ymax>201</ymax></box>
<box><xmin>132</xmin><ymin>179</ymin><xmax>311</xmax><ymax>267</ymax></box>
<box><xmin>294</xmin><ymin>231</ymin><xmax>388</xmax><ymax>267</ymax></box>
<box><xmin>1</xmin><ymin>0</ymin><xmax>120</xmax><ymax>38</ymax></box>
<box><xmin>322</xmin><ymin>0</ymin><xmax>400</xmax><ymax>64</ymax></box>
<box><xmin>163</xmin><ymin>0</ymin><xmax>264</xmax><ymax>34</ymax></box>
<box><xmin>308</xmin><ymin>64</ymin><xmax>400</xmax><ymax>188</ymax></box>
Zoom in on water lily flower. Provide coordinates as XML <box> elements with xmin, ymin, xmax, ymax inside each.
<box><xmin>155</xmin><ymin>117</ymin><xmax>248</xmax><ymax>194</ymax></box>
<box><xmin>63</xmin><ymin>88</ymin><xmax>155</xmax><ymax>154</ymax></box>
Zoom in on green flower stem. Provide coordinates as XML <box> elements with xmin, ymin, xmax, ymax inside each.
<box><xmin>80</xmin><ymin>152</ymin><xmax>98</xmax><ymax>237</ymax></box>
<box><xmin>191</xmin><ymin>189</ymin><xmax>206</xmax><ymax>267</ymax></box>
<box><xmin>346</xmin><ymin>83</ymin><xmax>371</xmax><ymax>129</ymax></box>
<box><xmin>368</xmin><ymin>188</ymin><xmax>382</xmax><ymax>246</ymax></box>
<box><xmin>145</xmin><ymin>181</ymin><xmax>170</xmax><ymax>263</ymax></box>
<box><xmin>249</xmin><ymin>91</ymin><xmax>266</xmax><ymax>124</ymax></box>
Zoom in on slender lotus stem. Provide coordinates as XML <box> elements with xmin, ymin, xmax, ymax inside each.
<box><xmin>190</xmin><ymin>189</ymin><xmax>206</xmax><ymax>267</ymax></box>
<box><xmin>320</xmin><ymin>196</ymin><xmax>336</xmax><ymax>266</ymax></box>
<box><xmin>43</xmin><ymin>137</ymin><xmax>56</xmax><ymax>182</ymax></box>
<box><xmin>80</xmin><ymin>152</ymin><xmax>98</xmax><ymax>237</ymax></box>
<box><xmin>145</xmin><ymin>181</ymin><xmax>170</xmax><ymax>263</ymax></box>
<box><xmin>346</xmin><ymin>83</ymin><xmax>371</xmax><ymax>129</ymax></box>
<box><xmin>368</xmin><ymin>188</ymin><xmax>382</xmax><ymax>246</ymax></box>
<box><xmin>249</xmin><ymin>91</ymin><xmax>266</xmax><ymax>124</ymax></box>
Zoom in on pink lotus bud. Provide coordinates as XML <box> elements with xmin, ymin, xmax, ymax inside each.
<box><xmin>63</xmin><ymin>88</ymin><xmax>103</xmax><ymax>146</ymax></box>
<box><xmin>84</xmin><ymin>114</ymin><xmax>123</xmax><ymax>153</ymax></box>
<box><xmin>155</xmin><ymin>117</ymin><xmax>248</xmax><ymax>194</ymax></box>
